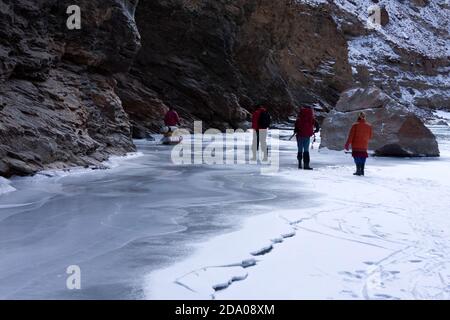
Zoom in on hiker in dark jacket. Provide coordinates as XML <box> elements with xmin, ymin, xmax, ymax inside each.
<box><xmin>251</xmin><ymin>106</ymin><xmax>271</xmax><ymax>161</ymax></box>
<box><xmin>294</xmin><ymin>106</ymin><xmax>319</xmax><ymax>170</ymax></box>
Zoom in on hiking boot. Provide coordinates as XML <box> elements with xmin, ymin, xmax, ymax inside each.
<box><xmin>353</xmin><ymin>164</ymin><xmax>362</xmax><ymax>176</ymax></box>
<box><xmin>303</xmin><ymin>152</ymin><xmax>313</xmax><ymax>170</ymax></box>
<box><xmin>297</xmin><ymin>152</ymin><xmax>302</xmax><ymax>169</ymax></box>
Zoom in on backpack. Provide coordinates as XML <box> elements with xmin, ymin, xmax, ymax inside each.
<box><xmin>258</xmin><ymin>111</ymin><xmax>271</xmax><ymax>129</ymax></box>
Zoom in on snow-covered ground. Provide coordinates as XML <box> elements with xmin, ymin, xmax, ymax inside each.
<box><xmin>145</xmin><ymin>125</ymin><xmax>450</xmax><ymax>300</ymax></box>
<box><xmin>0</xmin><ymin>177</ymin><xmax>15</xmax><ymax>195</ymax></box>
<box><xmin>1</xmin><ymin>123</ymin><xmax>449</xmax><ymax>300</ymax></box>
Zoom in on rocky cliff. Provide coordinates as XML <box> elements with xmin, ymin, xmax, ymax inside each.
<box><xmin>327</xmin><ymin>0</ymin><xmax>449</xmax><ymax>113</ymax></box>
<box><xmin>1</xmin><ymin>0</ymin><xmax>448</xmax><ymax>176</ymax></box>
<box><xmin>0</xmin><ymin>0</ymin><xmax>141</xmax><ymax>177</ymax></box>
<box><xmin>120</xmin><ymin>0</ymin><xmax>353</xmax><ymax>135</ymax></box>
<box><xmin>120</xmin><ymin>0</ymin><xmax>449</xmax><ymax>136</ymax></box>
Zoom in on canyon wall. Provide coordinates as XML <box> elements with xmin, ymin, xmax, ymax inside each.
<box><xmin>1</xmin><ymin>0</ymin><xmax>448</xmax><ymax>175</ymax></box>
<box><xmin>0</xmin><ymin>0</ymin><xmax>141</xmax><ymax>176</ymax></box>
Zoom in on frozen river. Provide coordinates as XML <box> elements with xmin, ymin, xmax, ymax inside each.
<box><xmin>1</xmin><ymin>122</ymin><xmax>449</xmax><ymax>300</ymax></box>
<box><xmin>0</xmin><ymin>134</ymin><xmax>303</xmax><ymax>299</ymax></box>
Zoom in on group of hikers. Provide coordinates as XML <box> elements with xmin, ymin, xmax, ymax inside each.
<box><xmin>164</xmin><ymin>104</ymin><xmax>373</xmax><ymax>176</ymax></box>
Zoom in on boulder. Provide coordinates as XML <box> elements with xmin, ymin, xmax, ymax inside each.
<box><xmin>321</xmin><ymin>87</ymin><xmax>440</xmax><ymax>157</ymax></box>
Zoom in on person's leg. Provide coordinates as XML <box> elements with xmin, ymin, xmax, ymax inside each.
<box><xmin>260</xmin><ymin>129</ymin><xmax>268</xmax><ymax>161</ymax></box>
<box><xmin>251</xmin><ymin>130</ymin><xmax>258</xmax><ymax>160</ymax></box>
<box><xmin>353</xmin><ymin>157</ymin><xmax>363</xmax><ymax>176</ymax></box>
<box><xmin>361</xmin><ymin>157</ymin><xmax>367</xmax><ymax>176</ymax></box>
<box><xmin>302</xmin><ymin>137</ymin><xmax>312</xmax><ymax>170</ymax></box>
<box><xmin>353</xmin><ymin>157</ymin><xmax>359</xmax><ymax>175</ymax></box>
<box><xmin>296</xmin><ymin>137</ymin><xmax>303</xmax><ymax>169</ymax></box>
<box><xmin>257</xmin><ymin>130</ymin><xmax>260</xmax><ymax>151</ymax></box>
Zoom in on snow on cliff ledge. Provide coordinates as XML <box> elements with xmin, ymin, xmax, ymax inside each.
<box><xmin>335</xmin><ymin>0</ymin><xmax>449</xmax><ymax>58</ymax></box>
<box><xmin>298</xmin><ymin>0</ymin><xmax>450</xmax><ymax>111</ymax></box>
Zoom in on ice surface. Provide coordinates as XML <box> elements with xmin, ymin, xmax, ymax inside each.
<box><xmin>145</xmin><ymin>125</ymin><xmax>450</xmax><ymax>300</ymax></box>
<box><xmin>1</xmin><ymin>125</ymin><xmax>450</xmax><ymax>300</ymax></box>
<box><xmin>0</xmin><ymin>133</ymin><xmax>305</xmax><ymax>299</ymax></box>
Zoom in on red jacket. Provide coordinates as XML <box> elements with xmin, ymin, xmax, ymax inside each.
<box><xmin>164</xmin><ymin>110</ymin><xmax>180</xmax><ymax>126</ymax></box>
<box><xmin>346</xmin><ymin>119</ymin><xmax>373</xmax><ymax>151</ymax></box>
<box><xmin>295</xmin><ymin>108</ymin><xmax>315</xmax><ymax>138</ymax></box>
<box><xmin>252</xmin><ymin>108</ymin><xmax>265</xmax><ymax>130</ymax></box>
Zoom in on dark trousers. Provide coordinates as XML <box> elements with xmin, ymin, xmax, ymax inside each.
<box><xmin>354</xmin><ymin>157</ymin><xmax>367</xmax><ymax>166</ymax></box>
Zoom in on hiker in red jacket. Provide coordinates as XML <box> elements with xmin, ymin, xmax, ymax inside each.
<box><xmin>251</xmin><ymin>105</ymin><xmax>271</xmax><ymax>161</ymax></box>
<box><xmin>164</xmin><ymin>106</ymin><xmax>180</xmax><ymax>127</ymax></box>
<box><xmin>294</xmin><ymin>106</ymin><xmax>319</xmax><ymax>170</ymax></box>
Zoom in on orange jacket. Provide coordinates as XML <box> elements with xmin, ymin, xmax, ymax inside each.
<box><xmin>346</xmin><ymin>119</ymin><xmax>373</xmax><ymax>151</ymax></box>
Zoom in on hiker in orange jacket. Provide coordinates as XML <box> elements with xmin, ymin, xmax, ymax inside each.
<box><xmin>345</xmin><ymin>112</ymin><xmax>373</xmax><ymax>176</ymax></box>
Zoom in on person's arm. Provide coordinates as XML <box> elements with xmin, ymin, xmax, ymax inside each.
<box><xmin>175</xmin><ymin>111</ymin><xmax>181</xmax><ymax>126</ymax></box>
<box><xmin>345</xmin><ymin>125</ymin><xmax>356</xmax><ymax>150</ymax></box>
<box><xmin>314</xmin><ymin>119</ymin><xmax>320</xmax><ymax>133</ymax></box>
<box><xmin>293</xmin><ymin>118</ymin><xmax>299</xmax><ymax>134</ymax></box>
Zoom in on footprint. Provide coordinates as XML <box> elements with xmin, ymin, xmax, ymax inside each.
<box><xmin>251</xmin><ymin>245</ymin><xmax>273</xmax><ymax>256</ymax></box>
<box><xmin>339</xmin><ymin>271</ymin><xmax>363</xmax><ymax>279</ymax></box>
<box><xmin>213</xmin><ymin>274</ymin><xmax>248</xmax><ymax>292</ymax></box>
<box><xmin>374</xmin><ymin>294</ymin><xmax>399</xmax><ymax>300</ymax></box>
<box><xmin>361</xmin><ymin>234</ymin><xmax>378</xmax><ymax>239</ymax></box>
<box><xmin>389</xmin><ymin>271</ymin><xmax>400</xmax><ymax>275</ymax></box>
<box><xmin>241</xmin><ymin>259</ymin><xmax>257</xmax><ymax>268</ymax></box>
<box><xmin>282</xmin><ymin>231</ymin><xmax>296</xmax><ymax>238</ymax></box>
<box><xmin>271</xmin><ymin>237</ymin><xmax>283</xmax><ymax>244</ymax></box>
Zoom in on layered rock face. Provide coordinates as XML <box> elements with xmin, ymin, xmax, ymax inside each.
<box><xmin>120</xmin><ymin>0</ymin><xmax>449</xmax><ymax>135</ymax></box>
<box><xmin>119</xmin><ymin>0</ymin><xmax>353</xmax><ymax>133</ymax></box>
<box><xmin>321</xmin><ymin>87</ymin><xmax>440</xmax><ymax>157</ymax></box>
<box><xmin>1</xmin><ymin>0</ymin><xmax>448</xmax><ymax>176</ymax></box>
<box><xmin>326</xmin><ymin>0</ymin><xmax>450</xmax><ymax>112</ymax></box>
<box><xmin>0</xmin><ymin>0</ymin><xmax>141</xmax><ymax>177</ymax></box>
